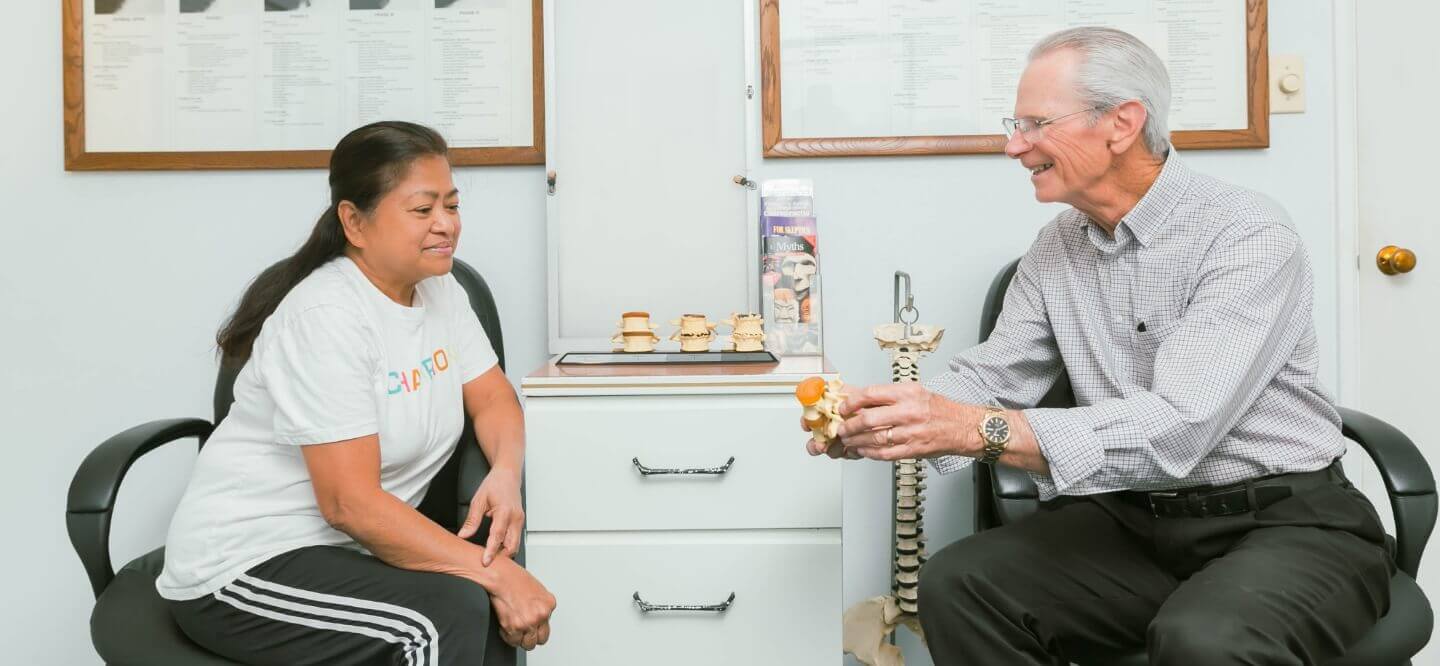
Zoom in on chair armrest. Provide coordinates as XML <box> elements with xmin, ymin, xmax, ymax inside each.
<box><xmin>66</xmin><ymin>418</ymin><xmax>213</xmax><ymax>598</ymax></box>
<box><xmin>1339</xmin><ymin>407</ymin><xmax>1435</xmax><ymax>496</ymax></box>
<box><xmin>456</xmin><ymin>438</ymin><xmax>493</xmax><ymax>541</ymax></box>
<box><xmin>993</xmin><ymin>464</ymin><xmax>1041</xmax><ymax>499</ymax></box>
<box><xmin>1338</xmin><ymin>406</ymin><xmax>1437</xmax><ymax>578</ymax></box>
<box><xmin>455</xmin><ymin>436</ymin><xmax>527</xmax><ymax>566</ymax></box>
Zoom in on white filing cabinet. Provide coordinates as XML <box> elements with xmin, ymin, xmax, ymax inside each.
<box><xmin>521</xmin><ymin>356</ymin><xmax>842</xmax><ymax>665</ymax></box>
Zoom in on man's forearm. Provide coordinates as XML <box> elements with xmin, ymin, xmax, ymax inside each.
<box><xmin>994</xmin><ymin>409</ymin><xmax>1050</xmax><ymax>475</ymax></box>
<box><xmin>934</xmin><ymin>396</ymin><xmax>1050</xmax><ymax>474</ymax></box>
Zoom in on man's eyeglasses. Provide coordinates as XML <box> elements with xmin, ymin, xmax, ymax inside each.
<box><xmin>1001</xmin><ymin>107</ymin><xmax>1101</xmax><ymax>139</ymax></box>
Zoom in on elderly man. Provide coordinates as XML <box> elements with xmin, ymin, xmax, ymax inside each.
<box><xmin>818</xmin><ymin>27</ymin><xmax>1392</xmax><ymax>664</ymax></box>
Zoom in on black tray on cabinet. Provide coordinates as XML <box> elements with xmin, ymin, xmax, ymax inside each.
<box><xmin>556</xmin><ymin>351</ymin><xmax>779</xmax><ymax>365</ymax></box>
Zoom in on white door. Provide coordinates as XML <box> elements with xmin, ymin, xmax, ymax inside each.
<box><xmin>1347</xmin><ymin>1</ymin><xmax>1438</xmax><ymax>663</ymax></box>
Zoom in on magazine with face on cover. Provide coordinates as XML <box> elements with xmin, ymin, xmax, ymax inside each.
<box><xmin>760</xmin><ymin>179</ymin><xmax>823</xmax><ymax>356</ymax></box>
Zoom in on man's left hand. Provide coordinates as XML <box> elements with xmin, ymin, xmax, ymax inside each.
<box><xmin>836</xmin><ymin>383</ymin><xmax>981</xmax><ymax>461</ymax></box>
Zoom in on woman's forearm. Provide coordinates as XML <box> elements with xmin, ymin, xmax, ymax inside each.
<box><xmin>469</xmin><ymin>373</ymin><xmax>526</xmax><ymax>477</ymax></box>
<box><xmin>328</xmin><ymin>488</ymin><xmax>502</xmax><ymax>590</ymax></box>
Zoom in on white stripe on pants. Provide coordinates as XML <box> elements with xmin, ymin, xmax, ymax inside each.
<box><xmin>209</xmin><ymin>572</ymin><xmax>441</xmax><ymax>666</ymax></box>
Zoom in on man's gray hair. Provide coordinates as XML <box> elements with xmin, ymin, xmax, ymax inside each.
<box><xmin>1029</xmin><ymin>27</ymin><xmax>1172</xmax><ymax>156</ymax></box>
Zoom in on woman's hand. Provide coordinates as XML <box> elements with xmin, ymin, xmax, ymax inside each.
<box><xmin>485</xmin><ymin>558</ymin><xmax>556</xmax><ymax>650</ymax></box>
<box><xmin>458</xmin><ymin>468</ymin><xmax>524</xmax><ymax>566</ymax></box>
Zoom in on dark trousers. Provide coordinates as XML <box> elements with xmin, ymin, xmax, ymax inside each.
<box><xmin>170</xmin><ymin>546</ymin><xmax>515</xmax><ymax>666</ymax></box>
<box><xmin>918</xmin><ymin>467</ymin><xmax>1394</xmax><ymax>665</ymax></box>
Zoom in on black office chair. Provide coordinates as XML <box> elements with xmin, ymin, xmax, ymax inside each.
<box><xmin>66</xmin><ymin>259</ymin><xmax>518</xmax><ymax>665</ymax></box>
<box><xmin>970</xmin><ymin>257</ymin><xmax>1435</xmax><ymax>666</ymax></box>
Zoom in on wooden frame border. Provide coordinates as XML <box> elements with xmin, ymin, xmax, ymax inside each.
<box><xmin>62</xmin><ymin>0</ymin><xmax>545</xmax><ymax>170</ymax></box>
<box><xmin>760</xmin><ymin>0</ymin><xmax>1268</xmax><ymax>158</ymax></box>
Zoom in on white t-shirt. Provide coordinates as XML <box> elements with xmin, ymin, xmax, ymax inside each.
<box><xmin>157</xmin><ymin>256</ymin><xmax>498</xmax><ymax>600</ymax></box>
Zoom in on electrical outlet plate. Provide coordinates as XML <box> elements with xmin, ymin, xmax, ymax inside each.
<box><xmin>1270</xmin><ymin>55</ymin><xmax>1306</xmax><ymax>114</ymax></box>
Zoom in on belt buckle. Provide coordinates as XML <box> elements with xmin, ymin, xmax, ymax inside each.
<box><xmin>1147</xmin><ymin>491</ymin><xmax>1180</xmax><ymax>518</ymax></box>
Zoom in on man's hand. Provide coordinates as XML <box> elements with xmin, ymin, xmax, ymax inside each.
<box><xmin>833</xmin><ymin>383</ymin><xmax>982</xmax><ymax>461</ymax></box>
<box><xmin>485</xmin><ymin>558</ymin><xmax>556</xmax><ymax>650</ymax></box>
<box><xmin>801</xmin><ymin>415</ymin><xmax>860</xmax><ymax>459</ymax></box>
<box><xmin>458</xmin><ymin>468</ymin><xmax>524</xmax><ymax>566</ymax></box>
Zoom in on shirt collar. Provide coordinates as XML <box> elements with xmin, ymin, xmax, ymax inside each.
<box><xmin>1116</xmin><ymin>152</ymin><xmax>1190</xmax><ymax>247</ymax></box>
<box><xmin>1083</xmin><ymin>215</ymin><xmax>1128</xmax><ymax>255</ymax></box>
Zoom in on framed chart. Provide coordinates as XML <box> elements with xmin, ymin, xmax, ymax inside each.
<box><xmin>63</xmin><ymin>0</ymin><xmax>544</xmax><ymax>170</ymax></box>
<box><xmin>760</xmin><ymin>0</ymin><xmax>1268</xmax><ymax>158</ymax></box>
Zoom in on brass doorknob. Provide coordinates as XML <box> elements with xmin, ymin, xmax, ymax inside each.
<box><xmin>1377</xmin><ymin>245</ymin><xmax>1417</xmax><ymax>275</ymax></box>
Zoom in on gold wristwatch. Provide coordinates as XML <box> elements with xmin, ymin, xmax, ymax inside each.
<box><xmin>977</xmin><ymin>408</ymin><xmax>1011</xmax><ymax>465</ymax></box>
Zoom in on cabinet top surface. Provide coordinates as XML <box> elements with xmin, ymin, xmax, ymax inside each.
<box><xmin>521</xmin><ymin>355</ymin><xmax>834</xmax><ymax>392</ymax></box>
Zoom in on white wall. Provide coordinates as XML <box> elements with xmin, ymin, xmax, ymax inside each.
<box><xmin>0</xmin><ymin>1</ymin><xmax>1339</xmax><ymax>664</ymax></box>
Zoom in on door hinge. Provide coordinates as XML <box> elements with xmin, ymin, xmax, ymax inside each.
<box><xmin>746</xmin><ymin>85</ymin><xmax>754</xmax><ymax>99</ymax></box>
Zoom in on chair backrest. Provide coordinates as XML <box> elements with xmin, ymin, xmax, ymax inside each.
<box><xmin>978</xmin><ymin>258</ymin><xmax>1074</xmax><ymax>408</ymax></box>
<box><xmin>211</xmin><ymin>258</ymin><xmax>506</xmax><ymax>532</ymax></box>
<box><xmin>974</xmin><ymin>258</ymin><xmax>1071</xmax><ymax>531</ymax></box>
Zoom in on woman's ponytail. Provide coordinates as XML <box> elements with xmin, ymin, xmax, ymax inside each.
<box><xmin>215</xmin><ymin>121</ymin><xmax>448</xmax><ymax>362</ymax></box>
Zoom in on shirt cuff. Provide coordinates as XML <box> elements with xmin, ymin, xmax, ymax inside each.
<box><xmin>461</xmin><ymin>358</ymin><xmax>498</xmax><ymax>385</ymax></box>
<box><xmin>275</xmin><ymin>422</ymin><xmax>379</xmax><ymax>447</ymax></box>
<box><xmin>1028</xmin><ymin>472</ymin><xmax>1060</xmax><ymax>500</ymax></box>
<box><xmin>928</xmin><ymin>454</ymin><xmax>973</xmax><ymax>475</ymax></box>
<box><xmin>1022</xmin><ymin>407</ymin><xmax>1105</xmax><ymax>496</ymax></box>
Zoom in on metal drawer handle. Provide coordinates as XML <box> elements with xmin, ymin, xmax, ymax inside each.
<box><xmin>632</xmin><ymin>456</ymin><xmax>735</xmax><ymax>476</ymax></box>
<box><xmin>632</xmin><ymin>591</ymin><xmax>736</xmax><ymax>613</ymax></box>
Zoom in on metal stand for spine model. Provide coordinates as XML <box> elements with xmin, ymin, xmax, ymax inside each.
<box><xmin>841</xmin><ymin>272</ymin><xmax>945</xmax><ymax>666</ymax></box>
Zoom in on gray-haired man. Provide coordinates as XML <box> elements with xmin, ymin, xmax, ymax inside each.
<box><xmin>820</xmin><ymin>27</ymin><xmax>1392</xmax><ymax>664</ymax></box>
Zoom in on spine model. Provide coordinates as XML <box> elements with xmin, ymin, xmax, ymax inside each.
<box><xmin>873</xmin><ymin>323</ymin><xmax>944</xmax><ymax>617</ymax></box>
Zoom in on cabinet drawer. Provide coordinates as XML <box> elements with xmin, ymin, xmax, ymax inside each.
<box><xmin>525</xmin><ymin>531</ymin><xmax>841</xmax><ymax>666</ymax></box>
<box><xmin>525</xmin><ymin>394</ymin><xmax>841</xmax><ymax>531</ymax></box>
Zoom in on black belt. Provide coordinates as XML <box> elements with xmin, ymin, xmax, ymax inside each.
<box><xmin>1119</xmin><ymin>462</ymin><xmax>1343</xmax><ymax>519</ymax></box>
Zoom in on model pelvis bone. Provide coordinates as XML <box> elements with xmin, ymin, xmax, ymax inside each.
<box><xmin>612</xmin><ymin>311</ymin><xmax>661</xmax><ymax>352</ymax></box>
<box><xmin>723</xmin><ymin>312</ymin><xmax>766</xmax><ymax>352</ymax></box>
<box><xmin>843</xmin><ymin>595</ymin><xmax>925</xmax><ymax>666</ymax></box>
<box><xmin>795</xmin><ymin>376</ymin><xmax>846</xmax><ymax>446</ymax></box>
<box><xmin>669</xmin><ymin>314</ymin><xmax>718</xmax><ymax>352</ymax></box>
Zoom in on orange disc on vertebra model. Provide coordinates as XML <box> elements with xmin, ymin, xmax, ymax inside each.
<box><xmin>795</xmin><ymin>376</ymin><xmax>826</xmax><ymax>406</ymax></box>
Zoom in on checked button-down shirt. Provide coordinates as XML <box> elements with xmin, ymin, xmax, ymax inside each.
<box><xmin>924</xmin><ymin>156</ymin><xmax>1343</xmax><ymax>500</ymax></box>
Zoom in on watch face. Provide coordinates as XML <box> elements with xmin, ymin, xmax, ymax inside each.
<box><xmin>983</xmin><ymin>415</ymin><xmax>1010</xmax><ymax>442</ymax></box>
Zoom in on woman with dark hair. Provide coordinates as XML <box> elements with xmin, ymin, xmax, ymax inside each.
<box><xmin>158</xmin><ymin>121</ymin><xmax>554</xmax><ymax>665</ymax></box>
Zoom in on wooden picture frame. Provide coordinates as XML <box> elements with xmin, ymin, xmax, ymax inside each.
<box><xmin>62</xmin><ymin>0</ymin><xmax>545</xmax><ymax>170</ymax></box>
<box><xmin>760</xmin><ymin>0</ymin><xmax>1268</xmax><ymax>158</ymax></box>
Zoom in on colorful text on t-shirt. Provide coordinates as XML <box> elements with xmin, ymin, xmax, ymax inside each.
<box><xmin>388</xmin><ymin>348</ymin><xmax>450</xmax><ymax>395</ymax></box>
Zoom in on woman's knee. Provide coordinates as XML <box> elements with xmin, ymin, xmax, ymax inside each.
<box><xmin>427</xmin><ymin>575</ymin><xmax>493</xmax><ymax>625</ymax></box>
<box><xmin>405</xmin><ymin>574</ymin><xmax>493</xmax><ymax>665</ymax></box>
